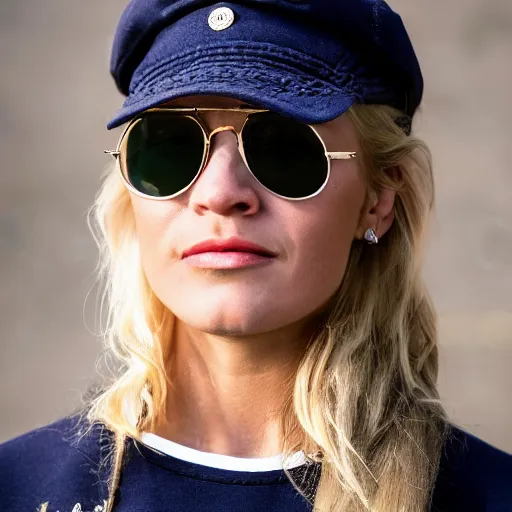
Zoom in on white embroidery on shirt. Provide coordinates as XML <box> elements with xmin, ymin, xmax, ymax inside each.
<box><xmin>37</xmin><ymin>501</ymin><xmax>106</xmax><ymax>512</ymax></box>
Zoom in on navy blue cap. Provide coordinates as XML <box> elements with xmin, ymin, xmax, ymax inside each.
<box><xmin>107</xmin><ymin>0</ymin><xmax>423</xmax><ymax>130</ymax></box>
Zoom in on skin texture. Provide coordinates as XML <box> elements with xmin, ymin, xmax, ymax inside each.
<box><xmin>128</xmin><ymin>95</ymin><xmax>397</xmax><ymax>457</ymax></box>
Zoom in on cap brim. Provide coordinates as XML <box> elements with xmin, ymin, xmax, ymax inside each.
<box><xmin>107</xmin><ymin>46</ymin><xmax>357</xmax><ymax>130</ymax></box>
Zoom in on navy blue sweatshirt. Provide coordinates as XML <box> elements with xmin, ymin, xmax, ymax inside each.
<box><xmin>0</xmin><ymin>416</ymin><xmax>511</xmax><ymax>512</ymax></box>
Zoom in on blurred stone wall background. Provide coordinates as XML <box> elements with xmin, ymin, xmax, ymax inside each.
<box><xmin>0</xmin><ymin>0</ymin><xmax>511</xmax><ymax>451</ymax></box>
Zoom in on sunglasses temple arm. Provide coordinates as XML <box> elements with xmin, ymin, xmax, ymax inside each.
<box><xmin>327</xmin><ymin>151</ymin><xmax>357</xmax><ymax>160</ymax></box>
<box><xmin>104</xmin><ymin>150</ymin><xmax>120</xmax><ymax>160</ymax></box>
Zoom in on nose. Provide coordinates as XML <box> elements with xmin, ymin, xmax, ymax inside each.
<box><xmin>187</xmin><ymin>129</ymin><xmax>261</xmax><ymax>217</ymax></box>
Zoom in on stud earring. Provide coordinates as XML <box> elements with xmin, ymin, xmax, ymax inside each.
<box><xmin>364</xmin><ymin>228</ymin><xmax>378</xmax><ymax>244</ymax></box>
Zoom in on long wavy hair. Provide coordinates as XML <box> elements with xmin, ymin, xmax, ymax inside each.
<box><xmin>86</xmin><ymin>103</ymin><xmax>450</xmax><ymax>512</ymax></box>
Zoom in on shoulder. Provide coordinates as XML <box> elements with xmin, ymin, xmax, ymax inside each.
<box><xmin>0</xmin><ymin>414</ymin><xmax>113</xmax><ymax>511</ymax></box>
<box><xmin>432</xmin><ymin>424</ymin><xmax>512</xmax><ymax>511</ymax></box>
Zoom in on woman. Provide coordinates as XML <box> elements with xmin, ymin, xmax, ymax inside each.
<box><xmin>1</xmin><ymin>0</ymin><xmax>510</xmax><ymax>511</ymax></box>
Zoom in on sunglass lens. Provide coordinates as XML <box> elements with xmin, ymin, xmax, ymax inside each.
<box><xmin>122</xmin><ymin>114</ymin><xmax>205</xmax><ymax>197</ymax></box>
<box><xmin>242</xmin><ymin>113</ymin><xmax>328</xmax><ymax>199</ymax></box>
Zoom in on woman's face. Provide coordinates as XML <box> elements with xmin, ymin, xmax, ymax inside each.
<box><xmin>129</xmin><ymin>96</ymin><xmax>369</xmax><ymax>336</ymax></box>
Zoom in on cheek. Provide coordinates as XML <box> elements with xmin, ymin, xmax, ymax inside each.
<box><xmin>283</xmin><ymin>174</ymin><xmax>365</xmax><ymax>305</ymax></box>
<box><xmin>130</xmin><ymin>197</ymin><xmax>179</xmax><ymax>280</ymax></box>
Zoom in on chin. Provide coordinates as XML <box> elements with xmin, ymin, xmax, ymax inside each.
<box><xmin>173</xmin><ymin>303</ymin><xmax>285</xmax><ymax>336</ymax></box>
<box><xmin>152</xmin><ymin>277</ymin><xmax>331</xmax><ymax>336</ymax></box>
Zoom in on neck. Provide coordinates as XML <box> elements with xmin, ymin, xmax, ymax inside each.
<box><xmin>154</xmin><ymin>319</ymin><xmax>314</xmax><ymax>458</ymax></box>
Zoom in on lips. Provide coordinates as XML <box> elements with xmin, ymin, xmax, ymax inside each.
<box><xmin>182</xmin><ymin>237</ymin><xmax>276</xmax><ymax>259</ymax></box>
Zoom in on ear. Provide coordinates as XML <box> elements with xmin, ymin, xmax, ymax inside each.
<box><xmin>355</xmin><ymin>168</ymin><xmax>400</xmax><ymax>241</ymax></box>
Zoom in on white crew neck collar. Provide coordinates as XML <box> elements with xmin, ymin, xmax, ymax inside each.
<box><xmin>140</xmin><ymin>432</ymin><xmax>307</xmax><ymax>472</ymax></box>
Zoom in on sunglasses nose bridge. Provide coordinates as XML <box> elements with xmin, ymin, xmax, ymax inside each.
<box><xmin>208</xmin><ymin>125</ymin><xmax>240</xmax><ymax>147</ymax></box>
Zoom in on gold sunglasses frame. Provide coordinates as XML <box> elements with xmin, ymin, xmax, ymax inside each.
<box><xmin>105</xmin><ymin>107</ymin><xmax>357</xmax><ymax>202</ymax></box>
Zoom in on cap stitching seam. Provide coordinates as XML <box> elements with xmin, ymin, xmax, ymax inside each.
<box><xmin>125</xmin><ymin>64</ymin><xmax>343</xmax><ymax>106</ymax></box>
<box><xmin>133</xmin><ymin>61</ymin><xmax>342</xmax><ymax>95</ymax></box>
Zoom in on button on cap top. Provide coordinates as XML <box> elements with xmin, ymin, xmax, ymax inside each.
<box><xmin>208</xmin><ymin>7</ymin><xmax>235</xmax><ymax>31</ymax></box>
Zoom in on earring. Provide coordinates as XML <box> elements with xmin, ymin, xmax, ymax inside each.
<box><xmin>364</xmin><ymin>228</ymin><xmax>378</xmax><ymax>244</ymax></box>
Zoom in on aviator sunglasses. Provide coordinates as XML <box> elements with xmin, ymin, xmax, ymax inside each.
<box><xmin>105</xmin><ymin>107</ymin><xmax>357</xmax><ymax>201</ymax></box>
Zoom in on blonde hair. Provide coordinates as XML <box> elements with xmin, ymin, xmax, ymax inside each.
<box><xmin>87</xmin><ymin>103</ymin><xmax>450</xmax><ymax>511</ymax></box>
